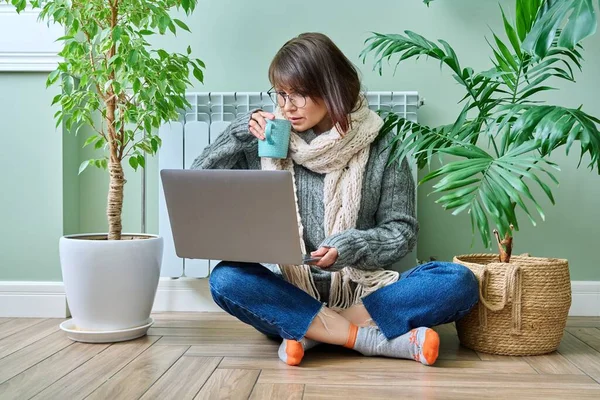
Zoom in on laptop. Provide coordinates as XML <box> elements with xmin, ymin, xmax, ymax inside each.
<box><xmin>160</xmin><ymin>169</ymin><xmax>321</xmax><ymax>265</ymax></box>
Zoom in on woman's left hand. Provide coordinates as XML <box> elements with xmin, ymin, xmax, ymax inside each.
<box><xmin>309</xmin><ymin>247</ymin><xmax>338</xmax><ymax>268</ymax></box>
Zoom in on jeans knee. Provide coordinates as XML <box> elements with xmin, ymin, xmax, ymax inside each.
<box><xmin>447</xmin><ymin>263</ymin><xmax>479</xmax><ymax>306</ymax></box>
<box><xmin>209</xmin><ymin>262</ymin><xmax>242</xmax><ymax>297</ymax></box>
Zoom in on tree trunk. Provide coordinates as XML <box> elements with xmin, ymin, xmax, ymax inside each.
<box><xmin>107</xmin><ymin>159</ymin><xmax>126</xmax><ymax>240</ymax></box>
<box><xmin>493</xmin><ymin>225</ymin><xmax>513</xmax><ymax>263</ymax></box>
<box><xmin>105</xmin><ymin>96</ymin><xmax>125</xmax><ymax>240</ymax></box>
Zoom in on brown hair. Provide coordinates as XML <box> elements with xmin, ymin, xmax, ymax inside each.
<box><xmin>268</xmin><ymin>32</ymin><xmax>361</xmax><ymax>134</ymax></box>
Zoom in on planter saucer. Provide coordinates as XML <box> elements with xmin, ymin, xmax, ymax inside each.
<box><xmin>59</xmin><ymin>317</ymin><xmax>154</xmax><ymax>343</ymax></box>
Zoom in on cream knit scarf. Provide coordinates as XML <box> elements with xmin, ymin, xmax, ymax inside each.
<box><xmin>260</xmin><ymin>97</ymin><xmax>400</xmax><ymax>311</ymax></box>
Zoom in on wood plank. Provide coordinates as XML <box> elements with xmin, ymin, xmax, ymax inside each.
<box><xmin>139</xmin><ymin>356</ymin><xmax>221</xmax><ymax>400</ymax></box>
<box><xmin>567</xmin><ymin>327</ymin><xmax>600</xmax><ymax>352</ymax></box>
<box><xmin>219</xmin><ymin>356</ymin><xmax>536</xmax><ymax>374</ymax></box>
<box><xmin>86</xmin><ymin>345</ymin><xmax>188</xmax><ymax>400</ymax></box>
<box><xmin>558</xmin><ymin>331</ymin><xmax>600</xmax><ymax>382</ymax></box>
<box><xmin>523</xmin><ymin>352</ymin><xmax>585</xmax><ymax>375</ymax></box>
<box><xmin>155</xmin><ymin>336</ymin><xmax>274</xmax><ymax>346</ymax></box>
<box><xmin>476</xmin><ymin>352</ymin><xmax>525</xmax><ymax>362</ymax></box>
<box><xmin>31</xmin><ymin>335</ymin><xmax>160</xmax><ymax>400</ymax></box>
<box><xmin>186</xmin><ymin>344</ymin><xmax>280</xmax><ymax>357</ymax></box>
<box><xmin>0</xmin><ymin>330</ymin><xmax>73</xmax><ymax>384</ymax></box>
<box><xmin>303</xmin><ymin>384</ymin><xmax>600</xmax><ymax>399</ymax></box>
<box><xmin>152</xmin><ymin>319</ymin><xmax>249</xmax><ymax>329</ymax></box>
<box><xmin>194</xmin><ymin>369</ymin><xmax>260</xmax><ymax>400</ymax></box>
<box><xmin>258</xmin><ymin>369</ymin><xmax>600</xmax><ymax>389</ymax></box>
<box><xmin>0</xmin><ymin>342</ymin><xmax>110</xmax><ymax>399</ymax></box>
<box><xmin>152</xmin><ymin>312</ymin><xmax>237</xmax><ymax>322</ymax></box>
<box><xmin>0</xmin><ymin>318</ymin><xmax>46</xmax><ymax>340</ymax></box>
<box><xmin>249</xmin><ymin>383</ymin><xmax>304</xmax><ymax>400</ymax></box>
<box><xmin>147</xmin><ymin>327</ymin><xmax>264</xmax><ymax>338</ymax></box>
<box><xmin>567</xmin><ymin>317</ymin><xmax>600</xmax><ymax>328</ymax></box>
<box><xmin>0</xmin><ymin>318</ymin><xmax>66</xmax><ymax>359</ymax></box>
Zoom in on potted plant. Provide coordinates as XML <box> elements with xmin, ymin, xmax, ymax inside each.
<box><xmin>8</xmin><ymin>0</ymin><xmax>205</xmax><ymax>341</ymax></box>
<box><xmin>361</xmin><ymin>0</ymin><xmax>600</xmax><ymax>355</ymax></box>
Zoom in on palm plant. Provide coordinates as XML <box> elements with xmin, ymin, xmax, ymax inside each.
<box><xmin>361</xmin><ymin>0</ymin><xmax>600</xmax><ymax>262</ymax></box>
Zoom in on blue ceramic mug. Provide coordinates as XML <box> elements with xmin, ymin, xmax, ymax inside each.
<box><xmin>258</xmin><ymin>119</ymin><xmax>292</xmax><ymax>159</ymax></box>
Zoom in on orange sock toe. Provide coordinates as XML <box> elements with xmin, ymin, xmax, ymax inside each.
<box><xmin>421</xmin><ymin>328</ymin><xmax>440</xmax><ymax>365</ymax></box>
<box><xmin>280</xmin><ymin>339</ymin><xmax>305</xmax><ymax>366</ymax></box>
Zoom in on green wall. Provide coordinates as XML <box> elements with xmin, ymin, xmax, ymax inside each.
<box><xmin>2</xmin><ymin>0</ymin><xmax>599</xmax><ymax>281</ymax></box>
<box><xmin>0</xmin><ymin>74</ymin><xmax>63</xmax><ymax>281</ymax></box>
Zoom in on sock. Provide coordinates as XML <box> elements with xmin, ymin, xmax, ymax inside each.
<box><xmin>351</xmin><ymin>326</ymin><xmax>440</xmax><ymax>365</ymax></box>
<box><xmin>278</xmin><ymin>337</ymin><xmax>320</xmax><ymax>366</ymax></box>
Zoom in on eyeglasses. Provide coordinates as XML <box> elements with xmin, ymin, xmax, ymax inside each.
<box><xmin>267</xmin><ymin>88</ymin><xmax>307</xmax><ymax>108</ymax></box>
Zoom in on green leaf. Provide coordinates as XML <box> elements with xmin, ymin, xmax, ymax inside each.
<box><xmin>137</xmin><ymin>154</ymin><xmax>146</xmax><ymax>168</ymax></box>
<box><xmin>129</xmin><ymin>156</ymin><xmax>139</xmax><ymax>171</ymax></box>
<box><xmin>472</xmin><ymin>200</ymin><xmax>491</xmax><ymax>247</ymax></box>
<box><xmin>62</xmin><ymin>75</ymin><xmax>74</xmax><ymax>95</ymax></box>
<box><xmin>193</xmin><ymin>66</ymin><xmax>204</xmax><ymax>83</ymax></box>
<box><xmin>522</xmin><ymin>0</ymin><xmax>597</xmax><ymax>58</ymax></box>
<box><xmin>187</xmin><ymin>45</ymin><xmax>192</xmax><ymax>55</ymax></box>
<box><xmin>157</xmin><ymin>49</ymin><xmax>169</xmax><ymax>60</ymax></box>
<box><xmin>493</xmin><ymin>34</ymin><xmax>519</xmax><ymax>72</ymax></box>
<box><xmin>47</xmin><ymin>69</ymin><xmax>60</xmax><ymax>87</ymax></box>
<box><xmin>501</xmin><ymin>7</ymin><xmax>522</xmax><ymax>57</ymax></box>
<box><xmin>83</xmin><ymin>135</ymin><xmax>97</xmax><ymax>148</ymax></box>
<box><xmin>51</xmin><ymin>94</ymin><xmax>61</xmax><ymax>106</ymax></box>
<box><xmin>139</xmin><ymin>29</ymin><xmax>154</xmax><ymax>35</ymax></box>
<box><xmin>113</xmin><ymin>26</ymin><xmax>122</xmax><ymax>42</ymax></box>
<box><xmin>94</xmin><ymin>137</ymin><xmax>106</xmax><ymax>150</ymax></box>
<box><xmin>173</xmin><ymin>19</ymin><xmax>191</xmax><ymax>32</ymax></box>
<box><xmin>559</xmin><ymin>0</ymin><xmax>597</xmax><ymax>49</ymax></box>
<box><xmin>133</xmin><ymin>78</ymin><xmax>141</xmax><ymax>93</ymax></box>
<box><xmin>128</xmin><ymin>50</ymin><xmax>139</xmax><ymax>66</ymax></box>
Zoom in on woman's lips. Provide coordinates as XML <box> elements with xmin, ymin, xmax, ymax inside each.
<box><xmin>289</xmin><ymin>117</ymin><xmax>303</xmax><ymax>124</ymax></box>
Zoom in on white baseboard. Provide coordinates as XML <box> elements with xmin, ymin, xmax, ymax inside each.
<box><xmin>0</xmin><ymin>282</ymin><xmax>70</xmax><ymax>318</ymax></box>
<box><xmin>1</xmin><ymin>280</ymin><xmax>598</xmax><ymax>318</ymax></box>
<box><xmin>153</xmin><ymin>277</ymin><xmax>221</xmax><ymax>312</ymax></box>
<box><xmin>568</xmin><ymin>281</ymin><xmax>600</xmax><ymax>317</ymax></box>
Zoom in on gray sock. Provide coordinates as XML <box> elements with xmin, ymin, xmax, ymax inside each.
<box><xmin>301</xmin><ymin>337</ymin><xmax>320</xmax><ymax>350</ymax></box>
<box><xmin>352</xmin><ymin>326</ymin><xmax>440</xmax><ymax>365</ymax></box>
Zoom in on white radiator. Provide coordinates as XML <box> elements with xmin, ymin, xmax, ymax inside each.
<box><xmin>158</xmin><ymin>91</ymin><xmax>421</xmax><ymax>278</ymax></box>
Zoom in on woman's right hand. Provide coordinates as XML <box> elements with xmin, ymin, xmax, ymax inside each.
<box><xmin>248</xmin><ymin>110</ymin><xmax>275</xmax><ymax>141</ymax></box>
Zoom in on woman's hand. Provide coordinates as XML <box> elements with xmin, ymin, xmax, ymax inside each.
<box><xmin>248</xmin><ymin>110</ymin><xmax>275</xmax><ymax>140</ymax></box>
<box><xmin>308</xmin><ymin>247</ymin><xmax>339</xmax><ymax>268</ymax></box>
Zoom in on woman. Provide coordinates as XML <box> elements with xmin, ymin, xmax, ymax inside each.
<box><xmin>191</xmin><ymin>32</ymin><xmax>479</xmax><ymax>366</ymax></box>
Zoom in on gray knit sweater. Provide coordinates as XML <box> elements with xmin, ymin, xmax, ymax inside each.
<box><xmin>190</xmin><ymin>111</ymin><xmax>418</xmax><ymax>300</ymax></box>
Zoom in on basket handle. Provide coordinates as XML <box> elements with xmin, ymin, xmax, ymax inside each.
<box><xmin>471</xmin><ymin>263</ymin><xmax>523</xmax><ymax>334</ymax></box>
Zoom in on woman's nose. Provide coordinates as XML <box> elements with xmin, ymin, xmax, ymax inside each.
<box><xmin>283</xmin><ymin>99</ymin><xmax>297</xmax><ymax>111</ymax></box>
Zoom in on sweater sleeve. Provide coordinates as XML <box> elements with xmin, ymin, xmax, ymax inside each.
<box><xmin>189</xmin><ymin>110</ymin><xmax>259</xmax><ymax>170</ymax></box>
<box><xmin>319</xmin><ymin>156</ymin><xmax>419</xmax><ymax>272</ymax></box>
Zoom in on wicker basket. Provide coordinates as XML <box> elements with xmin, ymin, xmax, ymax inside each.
<box><xmin>453</xmin><ymin>254</ymin><xmax>571</xmax><ymax>356</ymax></box>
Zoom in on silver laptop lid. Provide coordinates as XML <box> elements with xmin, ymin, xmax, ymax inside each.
<box><xmin>160</xmin><ymin>169</ymin><xmax>305</xmax><ymax>265</ymax></box>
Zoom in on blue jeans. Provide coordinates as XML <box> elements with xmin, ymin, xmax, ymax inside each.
<box><xmin>208</xmin><ymin>261</ymin><xmax>479</xmax><ymax>340</ymax></box>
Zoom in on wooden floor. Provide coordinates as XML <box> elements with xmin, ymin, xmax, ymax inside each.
<box><xmin>0</xmin><ymin>314</ymin><xmax>600</xmax><ymax>400</ymax></box>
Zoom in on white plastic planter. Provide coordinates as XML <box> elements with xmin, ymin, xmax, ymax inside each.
<box><xmin>59</xmin><ymin>233</ymin><xmax>163</xmax><ymax>341</ymax></box>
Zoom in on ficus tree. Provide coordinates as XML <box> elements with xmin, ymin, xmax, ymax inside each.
<box><xmin>8</xmin><ymin>0</ymin><xmax>205</xmax><ymax>240</ymax></box>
